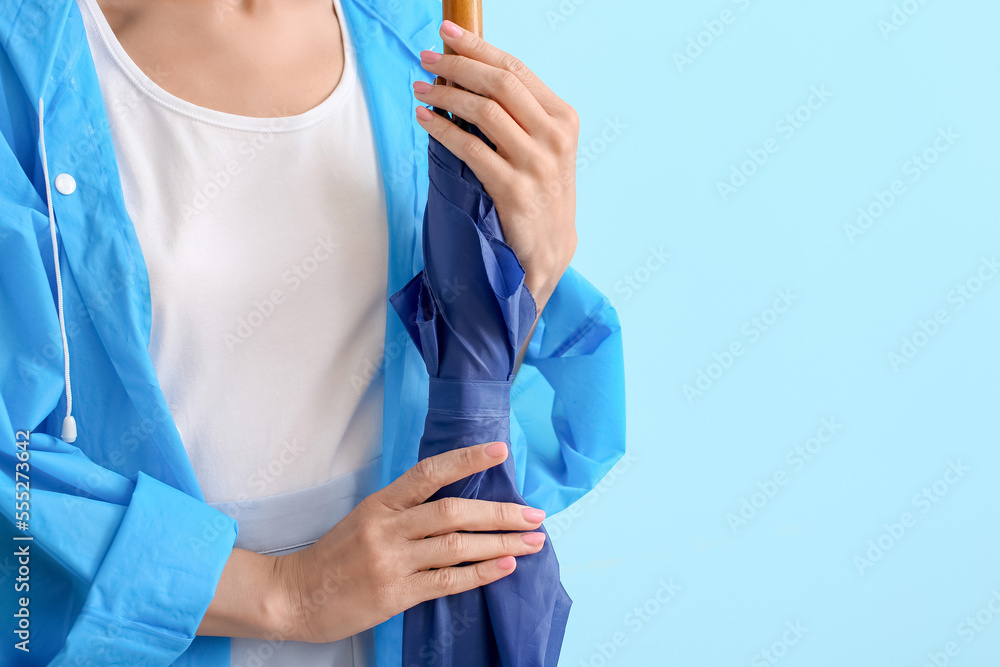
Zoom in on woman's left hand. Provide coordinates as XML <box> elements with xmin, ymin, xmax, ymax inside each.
<box><xmin>413</xmin><ymin>20</ymin><xmax>579</xmax><ymax>309</ymax></box>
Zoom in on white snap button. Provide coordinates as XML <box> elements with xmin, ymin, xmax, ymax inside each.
<box><xmin>55</xmin><ymin>173</ymin><xmax>76</xmax><ymax>195</ymax></box>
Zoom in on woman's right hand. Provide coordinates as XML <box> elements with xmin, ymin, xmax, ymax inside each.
<box><xmin>269</xmin><ymin>440</ymin><xmax>547</xmax><ymax>643</ymax></box>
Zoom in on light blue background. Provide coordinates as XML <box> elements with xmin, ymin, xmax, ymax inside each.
<box><xmin>487</xmin><ymin>1</ymin><xmax>1000</xmax><ymax>665</ymax></box>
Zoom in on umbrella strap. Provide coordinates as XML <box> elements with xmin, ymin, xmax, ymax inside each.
<box><xmin>427</xmin><ymin>378</ymin><xmax>511</xmax><ymax>417</ymax></box>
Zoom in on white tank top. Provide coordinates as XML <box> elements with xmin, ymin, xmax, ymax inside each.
<box><xmin>77</xmin><ymin>0</ymin><xmax>388</xmax><ymax>504</ymax></box>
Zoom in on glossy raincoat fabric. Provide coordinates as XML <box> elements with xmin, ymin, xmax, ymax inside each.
<box><xmin>392</xmin><ymin>124</ymin><xmax>570</xmax><ymax>665</ymax></box>
<box><xmin>0</xmin><ymin>0</ymin><xmax>626</xmax><ymax>664</ymax></box>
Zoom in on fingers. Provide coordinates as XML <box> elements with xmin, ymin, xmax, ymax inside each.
<box><xmin>376</xmin><ymin>442</ymin><xmax>509</xmax><ymax>511</ymax></box>
<box><xmin>414</xmin><ymin>106</ymin><xmax>513</xmax><ymax>191</ymax></box>
<box><xmin>409</xmin><ymin>555</ymin><xmax>518</xmax><ymax>603</ymax></box>
<box><xmin>417</xmin><ymin>52</ymin><xmax>549</xmax><ymax>134</ymax></box>
<box><xmin>413</xmin><ymin>530</ymin><xmax>546</xmax><ymax>571</ymax></box>
<box><xmin>413</xmin><ymin>81</ymin><xmax>533</xmax><ymax>162</ymax></box>
<box><xmin>437</xmin><ymin>20</ymin><xmax>565</xmax><ymax>117</ymax></box>
<box><xmin>402</xmin><ymin>498</ymin><xmax>546</xmax><ymax>539</ymax></box>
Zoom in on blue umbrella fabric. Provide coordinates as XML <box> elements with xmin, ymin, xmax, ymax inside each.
<box><xmin>390</xmin><ymin>111</ymin><xmax>571</xmax><ymax>667</ymax></box>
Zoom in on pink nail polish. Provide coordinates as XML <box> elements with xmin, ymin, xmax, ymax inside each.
<box><xmin>413</xmin><ymin>81</ymin><xmax>433</xmax><ymax>94</ymax></box>
<box><xmin>421</xmin><ymin>50</ymin><xmax>443</xmax><ymax>64</ymax></box>
<box><xmin>486</xmin><ymin>442</ymin><xmax>507</xmax><ymax>457</ymax></box>
<box><xmin>415</xmin><ymin>106</ymin><xmax>433</xmax><ymax>121</ymax></box>
<box><xmin>522</xmin><ymin>508</ymin><xmax>545</xmax><ymax>523</ymax></box>
<box><xmin>441</xmin><ymin>20</ymin><xmax>463</xmax><ymax>38</ymax></box>
<box><xmin>496</xmin><ymin>556</ymin><xmax>516</xmax><ymax>570</ymax></box>
<box><xmin>522</xmin><ymin>532</ymin><xmax>546</xmax><ymax>547</ymax></box>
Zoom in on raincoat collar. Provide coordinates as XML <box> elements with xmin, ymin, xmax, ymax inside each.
<box><xmin>0</xmin><ymin>0</ymin><xmax>79</xmax><ymax>107</ymax></box>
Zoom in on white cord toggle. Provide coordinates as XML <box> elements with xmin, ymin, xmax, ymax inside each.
<box><xmin>61</xmin><ymin>416</ymin><xmax>77</xmax><ymax>443</ymax></box>
<box><xmin>38</xmin><ymin>97</ymin><xmax>77</xmax><ymax>444</ymax></box>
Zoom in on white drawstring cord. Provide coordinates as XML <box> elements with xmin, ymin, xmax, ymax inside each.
<box><xmin>38</xmin><ymin>97</ymin><xmax>77</xmax><ymax>443</ymax></box>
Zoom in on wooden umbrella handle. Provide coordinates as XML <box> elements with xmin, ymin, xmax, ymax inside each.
<box><xmin>438</xmin><ymin>0</ymin><xmax>482</xmax><ymax>125</ymax></box>
<box><xmin>443</xmin><ymin>0</ymin><xmax>483</xmax><ymax>53</ymax></box>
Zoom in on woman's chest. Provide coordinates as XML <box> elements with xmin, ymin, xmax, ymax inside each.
<box><xmin>95</xmin><ymin>0</ymin><xmax>346</xmax><ymax>118</ymax></box>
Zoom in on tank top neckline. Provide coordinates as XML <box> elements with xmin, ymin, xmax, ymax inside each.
<box><xmin>77</xmin><ymin>0</ymin><xmax>359</xmax><ymax>133</ymax></box>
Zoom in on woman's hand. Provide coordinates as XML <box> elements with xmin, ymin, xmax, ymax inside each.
<box><xmin>270</xmin><ymin>441</ymin><xmax>546</xmax><ymax>643</ymax></box>
<box><xmin>413</xmin><ymin>21</ymin><xmax>580</xmax><ymax>309</ymax></box>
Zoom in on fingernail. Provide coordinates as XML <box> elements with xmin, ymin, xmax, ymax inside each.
<box><xmin>421</xmin><ymin>50</ymin><xmax>443</xmax><ymax>64</ymax></box>
<box><xmin>441</xmin><ymin>20</ymin><xmax>463</xmax><ymax>38</ymax></box>
<box><xmin>413</xmin><ymin>81</ymin><xmax>433</xmax><ymax>94</ymax></box>
<box><xmin>485</xmin><ymin>442</ymin><xmax>507</xmax><ymax>457</ymax></box>
<box><xmin>522</xmin><ymin>507</ymin><xmax>545</xmax><ymax>523</ymax></box>
<box><xmin>521</xmin><ymin>532</ymin><xmax>546</xmax><ymax>547</ymax></box>
<box><xmin>415</xmin><ymin>106</ymin><xmax>433</xmax><ymax>121</ymax></box>
<box><xmin>496</xmin><ymin>556</ymin><xmax>516</xmax><ymax>570</ymax></box>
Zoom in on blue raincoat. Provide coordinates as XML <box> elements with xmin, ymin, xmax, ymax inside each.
<box><xmin>0</xmin><ymin>0</ymin><xmax>626</xmax><ymax>665</ymax></box>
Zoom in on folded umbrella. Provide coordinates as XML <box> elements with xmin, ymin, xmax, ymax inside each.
<box><xmin>390</xmin><ymin>7</ymin><xmax>571</xmax><ymax>662</ymax></box>
<box><xmin>391</xmin><ymin>126</ymin><xmax>571</xmax><ymax>667</ymax></box>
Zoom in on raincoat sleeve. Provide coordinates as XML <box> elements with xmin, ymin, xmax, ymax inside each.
<box><xmin>0</xmin><ymin>140</ymin><xmax>237</xmax><ymax>664</ymax></box>
<box><xmin>510</xmin><ymin>266</ymin><xmax>626</xmax><ymax>516</ymax></box>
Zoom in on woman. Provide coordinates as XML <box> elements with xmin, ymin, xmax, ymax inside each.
<box><xmin>0</xmin><ymin>0</ymin><xmax>626</xmax><ymax>664</ymax></box>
